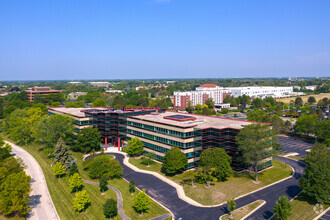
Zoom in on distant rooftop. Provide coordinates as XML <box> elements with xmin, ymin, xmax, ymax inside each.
<box><xmin>198</xmin><ymin>83</ymin><xmax>219</xmax><ymax>88</ymax></box>
<box><xmin>49</xmin><ymin>107</ymin><xmax>109</xmax><ymax>118</ymax></box>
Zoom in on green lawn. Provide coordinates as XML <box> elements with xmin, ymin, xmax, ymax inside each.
<box><xmin>2</xmin><ymin>135</ymin><xmax>169</xmax><ymax>220</ymax></box>
<box><xmin>288</xmin><ymin>193</ymin><xmax>329</xmax><ymax>220</ymax></box>
<box><xmin>129</xmin><ymin>158</ymin><xmax>293</xmax><ymax>205</ymax></box>
<box><xmin>0</xmin><ymin>216</ymin><xmax>25</xmax><ymax>220</ymax></box>
<box><xmin>220</xmin><ymin>200</ymin><xmax>264</xmax><ymax>220</ymax></box>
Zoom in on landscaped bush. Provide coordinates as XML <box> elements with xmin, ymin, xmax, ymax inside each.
<box><xmin>88</xmin><ymin>155</ymin><xmax>123</xmax><ymax>179</ymax></box>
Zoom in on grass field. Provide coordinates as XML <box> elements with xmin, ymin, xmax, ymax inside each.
<box><xmin>277</xmin><ymin>93</ymin><xmax>330</xmax><ymax>104</ymax></box>
<box><xmin>0</xmin><ymin>216</ymin><xmax>25</xmax><ymax>220</ymax></box>
<box><xmin>220</xmin><ymin>200</ymin><xmax>264</xmax><ymax>220</ymax></box>
<box><xmin>2</xmin><ymin>135</ymin><xmax>169</xmax><ymax>220</ymax></box>
<box><xmin>288</xmin><ymin>193</ymin><xmax>329</xmax><ymax>220</ymax></box>
<box><xmin>129</xmin><ymin>158</ymin><xmax>293</xmax><ymax>205</ymax></box>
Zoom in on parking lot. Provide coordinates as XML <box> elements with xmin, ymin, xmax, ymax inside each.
<box><xmin>277</xmin><ymin>135</ymin><xmax>314</xmax><ymax>158</ymax></box>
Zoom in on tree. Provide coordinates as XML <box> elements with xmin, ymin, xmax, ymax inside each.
<box><xmin>99</xmin><ymin>175</ymin><xmax>108</xmax><ymax>192</ymax></box>
<box><xmin>205</xmin><ymin>98</ymin><xmax>215</xmax><ymax>109</ymax></box>
<box><xmin>197</xmin><ymin>167</ymin><xmax>217</xmax><ymax>187</ymax></box>
<box><xmin>162</xmin><ymin>147</ymin><xmax>188</xmax><ymax>175</ymax></box>
<box><xmin>252</xmin><ymin>98</ymin><xmax>264</xmax><ymax>109</ymax></box>
<box><xmin>227</xmin><ymin>199</ymin><xmax>236</xmax><ymax>219</ymax></box>
<box><xmin>264</xmin><ymin>96</ymin><xmax>276</xmax><ymax>106</ymax></box>
<box><xmin>315</xmin><ymin>120</ymin><xmax>330</xmax><ymax>144</ymax></box>
<box><xmin>129</xmin><ymin>179</ymin><xmax>136</xmax><ymax>194</ymax></box>
<box><xmin>307</xmin><ymin>96</ymin><xmax>316</xmax><ymax>105</ymax></box>
<box><xmin>125</xmin><ymin>137</ymin><xmax>144</xmax><ymax>156</ymax></box>
<box><xmin>195</xmin><ymin>103</ymin><xmax>202</xmax><ymax>110</ymax></box>
<box><xmin>72</xmin><ymin>190</ymin><xmax>91</xmax><ymax>212</ymax></box>
<box><xmin>93</xmin><ymin>99</ymin><xmax>106</xmax><ymax>107</ymax></box>
<box><xmin>202</xmin><ymin>105</ymin><xmax>211</xmax><ymax>115</ymax></box>
<box><xmin>69</xmin><ymin>173</ymin><xmax>84</xmax><ymax>192</ymax></box>
<box><xmin>185</xmin><ymin>101</ymin><xmax>194</xmax><ymax>113</ymax></box>
<box><xmin>69</xmin><ymin>164</ymin><xmax>79</xmax><ymax>176</ymax></box>
<box><xmin>52</xmin><ymin>162</ymin><xmax>66</xmax><ymax>178</ymax></box>
<box><xmin>221</xmin><ymin>108</ymin><xmax>229</xmax><ymax>114</ymax></box>
<box><xmin>34</xmin><ymin>114</ymin><xmax>74</xmax><ymax>148</ymax></box>
<box><xmin>54</xmin><ymin>138</ymin><xmax>75</xmax><ymax>170</ymax></box>
<box><xmin>133</xmin><ymin>189</ymin><xmax>151</xmax><ymax>215</ymax></box>
<box><xmin>103</xmin><ymin>199</ymin><xmax>118</xmax><ymax>219</ymax></box>
<box><xmin>273</xmin><ymin>195</ymin><xmax>292</xmax><ymax>220</ymax></box>
<box><xmin>236</xmin><ymin>124</ymin><xmax>280</xmax><ymax>181</ymax></box>
<box><xmin>246</xmin><ymin>110</ymin><xmax>271</xmax><ymax>123</ymax></box>
<box><xmin>294</xmin><ymin>115</ymin><xmax>318</xmax><ymax>136</ymax></box>
<box><xmin>183</xmin><ymin>170</ymin><xmax>198</xmax><ymax>187</ymax></box>
<box><xmin>89</xmin><ymin>155</ymin><xmax>123</xmax><ymax>179</ymax></box>
<box><xmin>74</xmin><ymin>127</ymin><xmax>101</xmax><ymax>153</ymax></box>
<box><xmin>224</xmin><ymin>95</ymin><xmax>232</xmax><ymax>103</ymax></box>
<box><xmin>199</xmin><ymin>148</ymin><xmax>233</xmax><ymax>181</ymax></box>
<box><xmin>0</xmin><ymin>171</ymin><xmax>31</xmax><ymax>216</ymax></box>
<box><xmin>3</xmin><ymin>107</ymin><xmax>43</xmax><ymax>144</ymax></box>
<box><xmin>0</xmin><ymin>137</ymin><xmax>11</xmax><ymax>162</ymax></box>
<box><xmin>299</xmin><ymin>143</ymin><xmax>330</xmax><ymax>204</ymax></box>
<box><xmin>295</xmin><ymin>96</ymin><xmax>303</xmax><ymax>107</ymax></box>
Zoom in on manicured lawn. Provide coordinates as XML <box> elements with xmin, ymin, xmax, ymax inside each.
<box><xmin>220</xmin><ymin>200</ymin><xmax>264</xmax><ymax>220</ymax></box>
<box><xmin>2</xmin><ymin>135</ymin><xmax>169</xmax><ymax>220</ymax></box>
<box><xmin>288</xmin><ymin>193</ymin><xmax>329</xmax><ymax>220</ymax></box>
<box><xmin>74</xmin><ymin>153</ymin><xmax>170</xmax><ymax>219</ymax></box>
<box><xmin>129</xmin><ymin>158</ymin><xmax>293</xmax><ymax>205</ymax></box>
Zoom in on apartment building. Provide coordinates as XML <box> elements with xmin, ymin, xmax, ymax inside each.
<box><xmin>25</xmin><ymin>87</ymin><xmax>62</xmax><ymax>102</ymax></box>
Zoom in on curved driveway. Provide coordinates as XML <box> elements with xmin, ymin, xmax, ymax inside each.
<box><xmin>109</xmin><ymin>153</ymin><xmax>305</xmax><ymax>220</ymax></box>
<box><xmin>6</xmin><ymin>141</ymin><xmax>60</xmax><ymax>220</ymax></box>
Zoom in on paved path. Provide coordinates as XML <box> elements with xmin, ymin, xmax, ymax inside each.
<box><xmin>6</xmin><ymin>141</ymin><xmax>59</xmax><ymax>220</ymax></box>
<box><xmin>106</xmin><ymin>153</ymin><xmax>305</xmax><ymax>220</ymax></box>
<box><xmin>83</xmin><ymin>180</ymin><xmax>130</xmax><ymax>220</ymax></box>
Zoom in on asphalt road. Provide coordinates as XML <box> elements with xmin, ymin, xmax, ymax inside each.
<box><xmin>278</xmin><ymin>136</ymin><xmax>314</xmax><ymax>158</ymax></box>
<box><xmin>109</xmin><ymin>153</ymin><xmax>305</xmax><ymax>220</ymax></box>
<box><xmin>7</xmin><ymin>141</ymin><xmax>60</xmax><ymax>220</ymax></box>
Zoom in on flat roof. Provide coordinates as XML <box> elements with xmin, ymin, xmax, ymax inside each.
<box><xmin>129</xmin><ymin>111</ymin><xmax>265</xmax><ymax>130</ymax></box>
<box><xmin>49</xmin><ymin>107</ymin><xmax>109</xmax><ymax>118</ymax></box>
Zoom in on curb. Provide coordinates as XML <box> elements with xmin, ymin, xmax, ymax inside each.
<box><xmin>218</xmin><ymin>200</ymin><xmax>266</xmax><ymax>220</ymax></box>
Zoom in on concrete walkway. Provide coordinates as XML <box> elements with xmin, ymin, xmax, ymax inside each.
<box><xmin>83</xmin><ymin>180</ymin><xmax>130</xmax><ymax>220</ymax></box>
<box><xmin>6</xmin><ymin>141</ymin><xmax>60</xmax><ymax>220</ymax></box>
<box><xmin>102</xmin><ymin>152</ymin><xmax>305</xmax><ymax>220</ymax></box>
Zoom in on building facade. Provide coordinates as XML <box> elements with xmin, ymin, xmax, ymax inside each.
<box><xmin>227</xmin><ymin>86</ymin><xmax>293</xmax><ymax>98</ymax></box>
<box><xmin>89</xmin><ymin>82</ymin><xmax>110</xmax><ymax>87</ymax></box>
<box><xmin>49</xmin><ymin>107</ymin><xmax>272</xmax><ymax>170</ymax></box>
<box><xmin>174</xmin><ymin>84</ymin><xmax>231</xmax><ymax>111</ymax></box>
<box><xmin>26</xmin><ymin>87</ymin><xmax>62</xmax><ymax>102</ymax></box>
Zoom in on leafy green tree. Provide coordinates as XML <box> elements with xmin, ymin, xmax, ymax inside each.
<box><xmin>69</xmin><ymin>164</ymin><xmax>79</xmax><ymax>176</ymax></box>
<box><xmin>113</xmin><ymin>103</ymin><xmax>123</xmax><ymax>109</ymax></box>
<box><xmin>252</xmin><ymin>98</ymin><xmax>264</xmax><ymax>108</ymax></box>
<box><xmin>273</xmin><ymin>195</ymin><xmax>292</xmax><ymax>220</ymax></box>
<box><xmin>129</xmin><ymin>179</ymin><xmax>136</xmax><ymax>194</ymax></box>
<box><xmin>264</xmin><ymin>96</ymin><xmax>276</xmax><ymax>106</ymax></box>
<box><xmin>224</xmin><ymin>95</ymin><xmax>232</xmax><ymax>103</ymax></box>
<box><xmin>0</xmin><ymin>137</ymin><xmax>11</xmax><ymax>162</ymax></box>
<box><xmin>315</xmin><ymin>120</ymin><xmax>330</xmax><ymax>143</ymax></box>
<box><xmin>185</xmin><ymin>101</ymin><xmax>194</xmax><ymax>113</ymax></box>
<box><xmin>195</xmin><ymin>103</ymin><xmax>202</xmax><ymax>110</ymax></box>
<box><xmin>34</xmin><ymin>114</ymin><xmax>74</xmax><ymax>148</ymax></box>
<box><xmin>227</xmin><ymin>199</ymin><xmax>236</xmax><ymax>219</ymax></box>
<box><xmin>88</xmin><ymin>155</ymin><xmax>123</xmax><ymax>179</ymax></box>
<box><xmin>69</xmin><ymin>173</ymin><xmax>84</xmax><ymax>192</ymax></box>
<box><xmin>202</xmin><ymin>105</ymin><xmax>211</xmax><ymax>115</ymax></box>
<box><xmin>99</xmin><ymin>175</ymin><xmax>108</xmax><ymax>192</ymax></box>
<box><xmin>54</xmin><ymin>138</ymin><xmax>75</xmax><ymax>170</ymax></box>
<box><xmin>0</xmin><ymin>171</ymin><xmax>31</xmax><ymax>216</ymax></box>
<box><xmin>236</xmin><ymin>124</ymin><xmax>280</xmax><ymax>181</ymax></box>
<box><xmin>197</xmin><ymin>167</ymin><xmax>217</xmax><ymax>187</ymax></box>
<box><xmin>65</xmin><ymin>101</ymin><xmax>85</xmax><ymax>108</ymax></box>
<box><xmin>295</xmin><ymin>96</ymin><xmax>303</xmax><ymax>107</ymax></box>
<box><xmin>299</xmin><ymin>143</ymin><xmax>330</xmax><ymax>204</ymax></box>
<box><xmin>72</xmin><ymin>190</ymin><xmax>91</xmax><ymax>212</ymax></box>
<box><xmin>141</xmin><ymin>153</ymin><xmax>155</xmax><ymax>166</ymax></box>
<box><xmin>52</xmin><ymin>162</ymin><xmax>66</xmax><ymax>178</ymax></box>
<box><xmin>199</xmin><ymin>148</ymin><xmax>233</xmax><ymax>181</ymax></box>
<box><xmin>133</xmin><ymin>189</ymin><xmax>151</xmax><ymax>215</ymax></box>
<box><xmin>0</xmin><ymin>157</ymin><xmax>25</xmax><ymax>178</ymax></box>
<box><xmin>246</xmin><ymin>110</ymin><xmax>271</xmax><ymax>123</ymax></box>
<box><xmin>307</xmin><ymin>96</ymin><xmax>316</xmax><ymax>105</ymax></box>
<box><xmin>183</xmin><ymin>170</ymin><xmax>198</xmax><ymax>187</ymax></box>
<box><xmin>205</xmin><ymin>98</ymin><xmax>215</xmax><ymax>109</ymax></box>
<box><xmin>93</xmin><ymin>99</ymin><xmax>106</xmax><ymax>107</ymax></box>
<box><xmin>125</xmin><ymin>137</ymin><xmax>144</xmax><ymax>156</ymax></box>
<box><xmin>294</xmin><ymin>115</ymin><xmax>318</xmax><ymax>136</ymax></box>
<box><xmin>103</xmin><ymin>199</ymin><xmax>118</xmax><ymax>219</ymax></box>
<box><xmin>3</xmin><ymin>107</ymin><xmax>43</xmax><ymax>144</ymax></box>
<box><xmin>73</xmin><ymin>127</ymin><xmax>101</xmax><ymax>153</ymax></box>
<box><xmin>51</xmin><ymin>101</ymin><xmax>62</xmax><ymax>107</ymax></box>
<box><xmin>221</xmin><ymin>108</ymin><xmax>229</xmax><ymax>114</ymax></box>
<box><xmin>162</xmin><ymin>147</ymin><xmax>188</xmax><ymax>175</ymax></box>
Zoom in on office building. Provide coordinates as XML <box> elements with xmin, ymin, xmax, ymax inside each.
<box><xmin>26</xmin><ymin>87</ymin><xmax>62</xmax><ymax>102</ymax></box>
<box><xmin>228</xmin><ymin>86</ymin><xmax>293</xmax><ymax>98</ymax></box>
<box><xmin>89</xmin><ymin>82</ymin><xmax>110</xmax><ymax>87</ymax></box>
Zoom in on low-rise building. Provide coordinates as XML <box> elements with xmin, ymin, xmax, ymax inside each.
<box><xmin>89</xmin><ymin>82</ymin><xmax>110</xmax><ymax>87</ymax></box>
<box><xmin>26</xmin><ymin>87</ymin><xmax>62</xmax><ymax>102</ymax></box>
<box><xmin>228</xmin><ymin>86</ymin><xmax>293</xmax><ymax>98</ymax></box>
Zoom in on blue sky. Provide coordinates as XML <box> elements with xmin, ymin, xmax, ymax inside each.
<box><xmin>0</xmin><ymin>0</ymin><xmax>329</xmax><ymax>80</ymax></box>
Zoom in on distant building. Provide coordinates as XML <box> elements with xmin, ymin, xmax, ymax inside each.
<box><xmin>166</xmin><ymin>81</ymin><xmax>176</xmax><ymax>84</ymax></box>
<box><xmin>105</xmin><ymin>89</ymin><xmax>123</xmax><ymax>94</ymax></box>
<box><xmin>227</xmin><ymin>86</ymin><xmax>293</xmax><ymax>98</ymax></box>
<box><xmin>305</xmin><ymin>85</ymin><xmax>318</xmax><ymax>91</ymax></box>
<box><xmin>174</xmin><ymin>84</ymin><xmax>231</xmax><ymax>111</ymax></box>
<box><xmin>67</xmin><ymin>92</ymin><xmax>87</xmax><ymax>99</ymax></box>
<box><xmin>25</xmin><ymin>87</ymin><xmax>62</xmax><ymax>102</ymax></box>
<box><xmin>89</xmin><ymin>82</ymin><xmax>110</xmax><ymax>87</ymax></box>
<box><xmin>69</xmin><ymin>82</ymin><xmax>82</xmax><ymax>84</ymax></box>
<box><xmin>135</xmin><ymin>84</ymin><xmax>168</xmax><ymax>90</ymax></box>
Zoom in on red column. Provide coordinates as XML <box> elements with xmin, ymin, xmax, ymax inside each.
<box><xmin>118</xmin><ymin>137</ymin><xmax>120</xmax><ymax>151</ymax></box>
<box><xmin>105</xmin><ymin>137</ymin><xmax>107</xmax><ymax>151</ymax></box>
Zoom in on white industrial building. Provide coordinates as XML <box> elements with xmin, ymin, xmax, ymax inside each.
<box><xmin>228</xmin><ymin>86</ymin><xmax>293</xmax><ymax>98</ymax></box>
<box><xmin>89</xmin><ymin>82</ymin><xmax>110</xmax><ymax>87</ymax></box>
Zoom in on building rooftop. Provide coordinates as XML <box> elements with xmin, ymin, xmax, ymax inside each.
<box><xmin>198</xmin><ymin>83</ymin><xmax>219</xmax><ymax>88</ymax></box>
<box><xmin>130</xmin><ymin>111</ymin><xmax>266</xmax><ymax>130</ymax></box>
<box><xmin>49</xmin><ymin>107</ymin><xmax>109</xmax><ymax>118</ymax></box>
